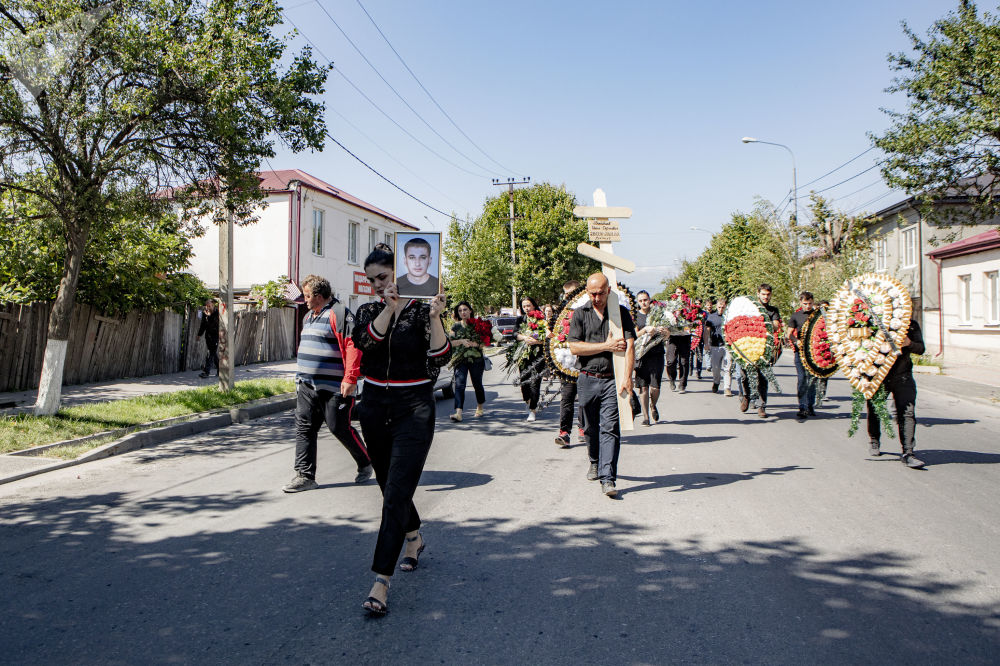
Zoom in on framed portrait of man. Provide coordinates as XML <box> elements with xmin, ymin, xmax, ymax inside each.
<box><xmin>394</xmin><ymin>231</ymin><xmax>442</xmax><ymax>298</ymax></box>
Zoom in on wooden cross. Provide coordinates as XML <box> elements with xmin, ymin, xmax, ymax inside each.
<box><xmin>573</xmin><ymin>188</ymin><xmax>636</xmax><ymax>431</ymax></box>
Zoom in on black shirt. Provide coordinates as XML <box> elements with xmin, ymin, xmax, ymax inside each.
<box><xmin>761</xmin><ymin>302</ymin><xmax>781</xmax><ymax>324</ymax></box>
<box><xmin>704</xmin><ymin>312</ymin><xmax>725</xmax><ymax>347</ymax></box>
<box><xmin>787</xmin><ymin>309</ymin><xmax>813</xmax><ymax>349</ymax></box>
<box><xmin>885</xmin><ymin>319</ymin><xmax>924</xmax><ymax>383</ymax></box>
<box><xmin>352</xmin><ymin>299</ymin><xmax>452</xmax><ymax>384</ymax></box>
<box><xmin>568</xmin><ymin>302</ymin><xmax>636</xmax><ymax>375</ymax></box>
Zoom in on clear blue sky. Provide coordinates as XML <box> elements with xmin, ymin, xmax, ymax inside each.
<box><xmin>271</xmin><ymin>0</ymin><xmax>956</xmax><ymax>295</ymax></box>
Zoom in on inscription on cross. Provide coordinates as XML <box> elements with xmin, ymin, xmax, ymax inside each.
<box><xmin>573</xmin><ymin>188</ymin><xmax>636</xmax><ymax>431</ymax></box>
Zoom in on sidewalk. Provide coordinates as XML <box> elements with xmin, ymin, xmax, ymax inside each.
<box><xmin>0</xmin><ymin>359</ymin><xmax>298</xmax><ymax>410</ymax></box>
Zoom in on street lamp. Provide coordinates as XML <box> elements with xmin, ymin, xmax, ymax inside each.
<box><xmin>741</xmin><ymin>136</ymin><xmax>798</xmax><ymax>233</ymax></box>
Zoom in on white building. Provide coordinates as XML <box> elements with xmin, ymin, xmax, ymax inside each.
<box><xmin>187</xmin><ymin>169</ymin><xmax>418</xmax><ymax>312</ymax></box>
<box><xmin>926</xmin><ymin>230</ymin><xmax>1000</xmax><ymax>366</ymax></box>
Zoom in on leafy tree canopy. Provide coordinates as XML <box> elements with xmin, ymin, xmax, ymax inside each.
<box><xmin>873</xmin><ymin>1</ymin><xmax>1000</xmax><ymax>226</ymax></box>
<box><xmin>444</xmin><ymin>183</ymin><xmax>599</xmax><ymax>312</ymax></box>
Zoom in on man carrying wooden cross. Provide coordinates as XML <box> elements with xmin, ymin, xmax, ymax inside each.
<box><xmin>568</xmin><ymin>273</ymin><xmax>636</xmax><ymax>498</ymax></box>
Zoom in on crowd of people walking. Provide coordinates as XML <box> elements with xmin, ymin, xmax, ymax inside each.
<box><xmin>278</xmin><ymin>257</ymin><xmax>925</xmax><ymax>618</ymax></box>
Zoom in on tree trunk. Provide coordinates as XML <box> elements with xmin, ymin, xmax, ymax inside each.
<box><xmin>33</xmin><ymin>221</ymin><xmax>89</xmax><ymax>415</ymax></box>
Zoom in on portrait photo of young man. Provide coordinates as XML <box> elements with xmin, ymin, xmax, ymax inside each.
<box><xmin>395</xmin><ymin>233</ymin><xmax>441</xmax><ymax>298</ymax></box>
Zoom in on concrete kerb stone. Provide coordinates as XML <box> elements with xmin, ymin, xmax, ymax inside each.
<box><xmin>0</xmin><ymin>393</ymin><xmax>296</xmax><ymax>486</ymax></box>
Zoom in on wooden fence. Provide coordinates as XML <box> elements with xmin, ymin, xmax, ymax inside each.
<box><xmin>0</xmin><ymin>302</ymin><xmax>297</xmax><ymax>392</ymax></box>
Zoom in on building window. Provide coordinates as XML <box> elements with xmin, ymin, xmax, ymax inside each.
<box><xmin>987</xmin><ymin>270</ymin><xmax>999</xmax><ymax>324</ymax></box>
<box><xmin>959</xmin><ymin>274</ymin><xmax>972</xmax><ymax>323</ymax></box>
<box><xmin>385</xmin><ymin>232</ymin><xmax>393</xmax><ymax>249</ymax></box>
<box><xmin>368</xmin><ymin>227</ymin><xmax>378</xmax><ymax>254</ymax></box>
<box><xmin>902</xmin><ymin>225</ymin><xmax>917</xmax><ymax>268</ymax></box>
<box><xmin>348</xmin><ymin>221</ymin><xmax>359</xmax><ymax>264</ymax></box>
<box><xmin>874</xmin><ymin>238</ymin><xmax>887</xmax><ymax>272</ymax></box>
<box><xmin>311</xmin><ymin>209</ymin><xmax>324</xmax><ymax>256</ymax></box>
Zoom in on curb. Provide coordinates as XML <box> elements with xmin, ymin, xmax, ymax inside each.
<box><xmin>0</xmin><ymin>393</ymin><xmax>296</xmax><ymax>486</ymax></box>
<box><xmin>917</xmin><ymin>383</ymin><xmax>1000</xmax><ymax>410</ymax></box>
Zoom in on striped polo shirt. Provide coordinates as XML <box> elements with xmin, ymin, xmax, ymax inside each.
<box><xmin>296</xmin><ymin>301</ymin><xmax>345</xmax><ymax>392</ymax></box>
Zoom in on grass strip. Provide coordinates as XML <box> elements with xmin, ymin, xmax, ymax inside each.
<box><xmin>0</xmin><ymin>378</ymin><xmax>294</xmax><ymax>456</ymax></box>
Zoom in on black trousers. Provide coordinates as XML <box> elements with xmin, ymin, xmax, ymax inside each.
<box><xmin>559</xmin><ymin>378</ymin><xmax>585</xmax><ymax>434</ymax></box>
<box><xmin>692</xmin><ymin>342</ymin><xmax>704</xmax><ymax>373</ymax></box>
<box><xmin>294</xmin><ymin>382</ymin><xmax>369</xmax><ymax>479</ymax></box>
<box><xmin>867</xmin><ymin>374</ymin><xmax>917</xmax><ymax>452</ymax></box>
<box><xmin>453</xmin><ymin>358</ymin><xmax>486</xmax><ymax>409</ymax></box>
<box><xmin>739</xmin><ymin>367</ymin><xmax>770</xmax><ymax>407</ymax></box>
<box><xmin>203</xmin><ymin>340</ymin><xmax>219</xmax><ymax>374</ymax></box>
<box><xmin>359</xmin><ymin>384</ymin><xmax>436</xmax><ymax>577</ymax></box>
<box><xmin>578</xmin><ymin>374</ymin><xmax>621</xmax><ymax>482</ymax></box>
<box><xmin>520</xmin><ymin>355</ymin><xmax>544</xmax><ymax>410</ymax></box>
<box><xmin>665</xmin><ymin>336</ymin><xmax>690</xmax><ymax>389</ymax></box>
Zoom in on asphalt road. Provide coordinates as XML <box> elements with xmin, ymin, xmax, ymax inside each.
<box><xmin>2</xmin><ymin>356</ymin><xmax>999</xmax><ymax>665</ymax></box>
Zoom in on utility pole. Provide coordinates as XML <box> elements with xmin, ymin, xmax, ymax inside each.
<box><xmin>491</xmin><ymin>176</ymin><xmax>530</xmax><ymax>311</ymax></box>
<box><xmin>218</xmin><ymin>205</ymin><xmax>235</xmax><ymax>392</ymax></box>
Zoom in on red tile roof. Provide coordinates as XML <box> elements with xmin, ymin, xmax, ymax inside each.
<box><xmin>926</xmin><ymin>229</ymin><xmax>1000</xmax><ymax>259</ymax></box>
<box><xmin>258</xmin><ymin>169</ymin><xmax>417</xmax><ymax>229</ymax></box>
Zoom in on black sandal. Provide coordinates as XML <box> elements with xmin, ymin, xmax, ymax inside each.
<box><xmin>399</xmin><ymin>533</ymin><xmax>425</xmax><ymax>572</ymax></box>
<box><xmin>362</xmin><ymin>576</ymin><xmax>389</xmax><ymax>616</ymax></box>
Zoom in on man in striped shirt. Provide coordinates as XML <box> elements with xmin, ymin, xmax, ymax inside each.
<box><xmin>283</xmin><ymin>275</ymin><xmax>371</xmax><ymax>492</ymax></box>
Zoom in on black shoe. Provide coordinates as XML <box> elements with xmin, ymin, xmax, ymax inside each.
<box><xmin>650</xmin><ymin>406</ymin><xmax>659</xmax><ymax>421</ymax></box>
<box><xmin>354</xmin><ymin>465</ymin><xmax>373</xmax><ymax>484</ymax></box>
<box><xmin>696</xmin><ymin>372</ymin><xmax>702</xmax><ymax>380</ymax></box>
<box><xmin>555</xmin><ymin>432</ymin><xmax>570</xmax><ymax>448</ymax></box>
<box><xmin>601</xmin><ymin>480</ymin><xmax>618</xmax><ymax>497</ymax></box>
<box><xmin>808</xmin><ymin>407</ymin><xmax>816</xmax><ymax>416</ymax></box>
<box><xmin>902</xmin><ymin>453</ymin><xmax>926</xmax><ymax>469</ymax></box>
<box><xmin>586</xmin><ymin>463</ymin><xmax>599</xmax><ymax>481</ymax></box>
<box><xmin>640</xmin><ymin>417</ymin><xmax>650</xmax><ymax>426</ymax></box>
<box><xmin>796</xmin><ymin>409</ymin><xmax>808</xmax><ymax>420</ymax></box>
<box><xmin>282</xmin><ymin>474</ymin><xmax>318</xmax><ymax>493</ymax></box>
<box><xmin>712</xmin><ymin>383</ymin><xmax>719</xmax><ymax>393</ymax></box>
<box><xmin>198</xmin><ymin>372</ymin><xmax>209</xmax><ymax>378</ymax></box>
<box><xmin>740</xmin><ymin>396</ymin><xmax>750</xmax><ymax>413</ymax></box>
<box><xmin>869</xmin><ymin>440</ymin><xmax>881</xmax><ymax>457</ymax></box>
<box><xmin>670</xmin><ymin>380</ymin><xmax>677</xmax><ymax>392</ymax></box>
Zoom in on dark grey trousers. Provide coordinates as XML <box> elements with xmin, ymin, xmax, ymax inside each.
<box><xmin>578</xmin><ymin>373</ymin><xmax>621</xmax><ymax>482</ymax></box>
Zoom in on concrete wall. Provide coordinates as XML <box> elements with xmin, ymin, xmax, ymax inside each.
<box><xmin>935</xmin><ymin>247</ymin><xmax>1000</xmax><ymax>366</ymax></box>
<box><xmin>188</xmin><ymin>194</ymin><xmax>291</xmax><ymax>291</ymax></box>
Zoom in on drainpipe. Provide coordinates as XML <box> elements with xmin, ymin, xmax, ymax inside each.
<box><xmin>931</xmin><ymin>255</ymin><xmax>944</xmax><ymax>358</ymax></box>
<box><xmin>294</xmin><ymin>182</ymin><xmax>303</xmax><ymax>285</ymax></box>
<box><xmin>287</xmin><ymin>190</ymin><xmax>294</xmax><ymax>280</ymax></box>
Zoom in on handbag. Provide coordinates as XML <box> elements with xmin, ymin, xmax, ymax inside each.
<box><xmin>484</xmin><ymin>356</ymin><xmax>493</xmax><ymax>371</ymax></box>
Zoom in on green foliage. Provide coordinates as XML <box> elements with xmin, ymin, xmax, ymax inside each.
<box><xmin>0</xmin><ymin>378</ymin><xmax>294</xmax><ymax>455</ymax></box>
<box><xmin>443</xmin><ymin>183</ymin><xmax>599</xmax><ymax>312</ymax></box>
<box><xmin>655</xmin><ymin>202</ymin><xmax>797</xmax><ymax>310</ymax></box>
<box><xmin>0</xmin><ymin>190</ymin><xmax>212</xmax><ymax>313</ymax></box>
<box><xmin>872</xmin><ymin>2</ymin><xmax>1000</xmax><ymax>226</ymax></box>
<box><xmin>799</xmin><ymin>194</ymin><xmax>874</xmax><ymax>302</ymax></box>
<box><xmin>249</xmin><ymin>275</ymin><xmax>290</xmax><ymax>309</ymax></box>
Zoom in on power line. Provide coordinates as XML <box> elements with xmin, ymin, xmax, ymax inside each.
<box><xmin>846</xmin><ymin>189</ymin><xmax>897</xmax><ymax>215</ymax></box>
<box><xmin>282</xmin><ymin>10</ymin><xmax>488</xmax><ymax>179</ymax></box>
<box><xmin>326</xmin><ymin>104</ymin><xmax>472</xmax><ymax>217</ymax></box>
<box><xmin>353</xmin><ymin>0</ymin><xmax>523</xmax><ymax>177</ymax></box>
<box><xmin>326</xmin><ymin>131</ymin><xmax>457</xmax><ymax>219</ymax></box>
<box><xmin>312</xmin><ymin>0</ymin><xmax>498</xmax><ymax>178</ymax></box>
<box><xmin>808</xmin><ymin>163</ymin><xmax>882</xmax><ymax>195</ymax></box>
<box><xmin>799</xmin><ymin>146</ymin><xmax>877</xmax><ymax>189</ymax></box>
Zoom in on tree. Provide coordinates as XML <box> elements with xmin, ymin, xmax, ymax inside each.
<box><xmin>443</xmin><ymin>183</ymin><xmax>599</xmax><ymax>312</ymax></box>
<box><xmin>873</xmin><ymin>1</ymin><xmax>1000</xmax><ymax>226</ymax></box>
<box><xmin>0</xmin><ymin>0</ymin><xmax>329</xmax><ymax>413</ymax></box>
<box><xmin>797</xmin><ymin>194</ymin><xmax>873</xmax><ymax>301</ymax></box>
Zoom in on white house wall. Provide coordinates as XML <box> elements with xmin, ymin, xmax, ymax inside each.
<box><xmin>188</xmin><ymin>194</ymin><xmax>292</xmax><ymax>291</ymax></box>
<box><xmin>297</xmin><ymin>190</ymin><xmax>407</xmax><ymax>310</ymax></box>
<box><xmin>937</xmin><ymin>248</ymin><xmax>1000</xmax><ymax>366</ymax></box>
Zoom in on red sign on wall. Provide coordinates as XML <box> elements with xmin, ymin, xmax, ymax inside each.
<box><xmin>354</xmin><ymin>271</ymin><xmax>373</xmax><ymax>295</ymax></box>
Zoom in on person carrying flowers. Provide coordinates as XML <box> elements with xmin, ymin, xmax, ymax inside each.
<box><xmin>787</xmin><ymin>291</ymin><xmax>818</xmax><ymax>420</ymax></box>
<box><xmin>449</xmin><ymin>301</ymin><xmax>493</xmax><ymax>422</ymax></box>
<box><xmin>738</xmin><ymin>283</ymin><xmax>782</xmax><ymax>418</ymax></box>
<box><xmin>513</xmin><ymin>296</ymin><xmax>547</xmax><ymax>422</ymax></box>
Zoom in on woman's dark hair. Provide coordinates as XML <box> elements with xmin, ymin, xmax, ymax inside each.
<box><xmin>519</xmin><ymin>296</ymin><xmax>539</xmax><ymax>315</ymax></box>
<box><xmin>453</xmin><ymin>300</ymin><xmax>474</xmax><ymax>320</ymax></box>
<box><xmin>364</xmin><ymin>242</ymin><xmax>394</xmax><ymax>270</ymax></box>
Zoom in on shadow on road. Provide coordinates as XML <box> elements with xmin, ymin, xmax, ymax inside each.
<box><xmin>2</xmin><ymin>493</ymin><xmax>997</xmax><ymax>663</ymax></box>
<box><xmin>915</xmin><ymin>449</ymin><xmax>1000</xmax><ymax>466</ymax></box>
<box><xmin>618</xmin><ymin>465</ymin><xmax>811</xmax><ymax>494</ymax></box>
<box><xmin>623</xmin><ymin>433</ymin><xmax>736</xmax><ymax>446</ymax></box>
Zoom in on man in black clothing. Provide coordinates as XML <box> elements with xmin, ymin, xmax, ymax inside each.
<box><xmin>568</xmin><ymin>273</ymin><xmax>636</xmax><ymax>498</ymax></box>
<box><xmin>739</xmin><ymin>284</ymin><xmax>781</xmax><ymax>418</ymax></box>
<box><xmin>868</xmin><ymin>319</ymin><xmax>925</xmax><ymax>469</ymax></box>
<box><xmin>196</xmin><ymin>299</ymin><xmax>219</xmax><ymax>378</ymax></box>
<box><xmin>787</xmin><ymin>291</ymin><xmax>817</xmax><ymax>419</ymax></box>
<box><xmin>704</xmin><ymin>297</ymin><xmax>732</xmax><ymax>394</ymax></box>
<box><xmin>692</xmin><ymin>297</ymin><xmax>706</xmax><ymax>380</ymax></box>
<box><xmin>634</xmin><ymin>290</ymin><xmax>667</xmax><ymax>425</ymax></box>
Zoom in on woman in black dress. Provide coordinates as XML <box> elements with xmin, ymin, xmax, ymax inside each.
<box><xmin>515</xmin><ymin>296</ymin><xmax>545</xmax><ymax>422</ymax></box>
<box><xmin>352</xmin><ymin>243</ymin><xmax>451</xmax><ymax>616</ymax></box>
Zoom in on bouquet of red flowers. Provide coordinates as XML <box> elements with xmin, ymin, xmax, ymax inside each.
<box><xmin>450</xmin><ymin>316</ymin><xmax>493</xmax><ymax>367</ymax></box>
<box><xmin>504</xmin><ymin>309</ymin><xmax>547</xmax><ymax>371</ymax></box>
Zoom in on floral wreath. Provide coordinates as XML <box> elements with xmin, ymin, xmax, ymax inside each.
<box><xmin>723</xmin><ymin>295</ymin><xmax>782</xmax><ymax>401</ymax></box>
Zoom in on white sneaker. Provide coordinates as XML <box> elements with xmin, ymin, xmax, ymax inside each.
<box><xmin>526</xmin><ymin>411</ymin><xmax>536</xmax><ymax>422</ymax></box>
